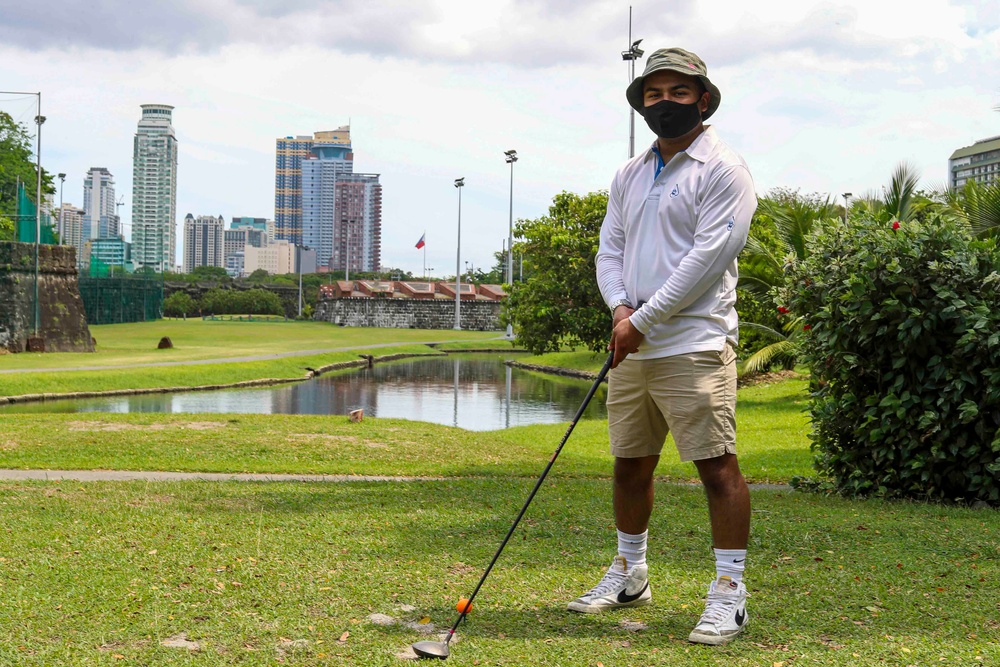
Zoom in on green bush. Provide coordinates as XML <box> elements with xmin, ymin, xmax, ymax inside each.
<box><xmin>199</xmin><ymin>288</ymin><xmax>283</xmax><ymax>316</ymax></box>
<box><xmin>786</xmin><ymin>215</ymin><xmax>1000</xmax><ymax>504</ymax></box>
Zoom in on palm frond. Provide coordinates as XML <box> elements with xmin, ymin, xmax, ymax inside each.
<box><xmin>884</xmin><ymin>162</ymin><xmax>921</xmax><ymax>222</ymax></box>
<box><xmin>741</xmin><ymin>340</ymin><xmax>799</xmax><ymax>376</ymax></box>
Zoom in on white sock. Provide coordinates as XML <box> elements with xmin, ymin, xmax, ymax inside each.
<box><xmin>714</xmin><ymin>548</ymin><xmax>746</xmax><ymax>582</ymax></box>
<box><xmin>617</xmin><ymin>529</ymin><xmax>647</xmax><ymax>569</ymax></box>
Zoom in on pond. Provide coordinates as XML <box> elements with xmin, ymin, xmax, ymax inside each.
<box><xmin>2</xmin><ymin>354</ymin><xmax>608</xmax><ymax>431</ymax></box>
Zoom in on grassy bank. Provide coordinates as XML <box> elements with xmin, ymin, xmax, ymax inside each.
<box><xmin>0</xmin><ymin>321</ymin><xmax>502</xmax><ymax>399</ymax></box>
<box><xmin>0</xmin><ymin>377</ymin><xmax>810</xmax><ymax>483</ymax></box>
<box><xmin>0</xmin><ymin>477</ymin><xmax>995</xmax><ymax>666</ymax></box>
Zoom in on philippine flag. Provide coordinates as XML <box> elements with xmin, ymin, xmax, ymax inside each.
<box><xmin>415</xmin><ymin>233</ymin><xmax>425</xmax><ymax>249</ymax></box>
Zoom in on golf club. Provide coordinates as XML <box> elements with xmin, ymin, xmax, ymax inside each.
<box><xmin>412</xmin><ymin>349</ymin><xmax>616</xmax><ymax>660</ymax></box>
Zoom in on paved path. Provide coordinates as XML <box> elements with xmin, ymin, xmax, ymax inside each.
<box><xmin>0</xmin><ymin>469</ymin><xmax>790</xmax><ymax>490</ymax></box>
<box><xmin>0</xmin><ymin>338</ymin><xmax>504</xmax><ymax>374</ymax></box>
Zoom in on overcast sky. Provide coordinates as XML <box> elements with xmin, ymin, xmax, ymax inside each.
<box><xmin>2</xmin><ymin>0</ymin><xmax>997</xmax><ymax>277</ymax></box>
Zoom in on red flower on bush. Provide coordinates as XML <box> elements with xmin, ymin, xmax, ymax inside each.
<box><xmin>803</xmin><ymin>324</ymin><xmax>812</xmax><ymax>331</ymax></box>
<box><xmin>777</xmin><ymin>306</ymin><xmax>790</xmax><ymax>314</ymax></box>
<box><xmin>892</xmin><ymin>220</ymin><xmax>900</xmax><ymax>230</ymax></box>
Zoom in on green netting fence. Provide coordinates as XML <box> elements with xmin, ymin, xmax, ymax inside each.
<box><xmin>15</xmin><ymin>182</ymin><xmax>56</xmax><ymax>244</ymax></box>
<box><xmin>78</xmin><ymin>273</ymin><xmax>164</xmax><ymax>324</ymax></box>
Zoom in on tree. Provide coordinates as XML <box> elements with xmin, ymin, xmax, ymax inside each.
<box><xmin>0</xmin><ymin>214</ymin><xmax>13</xmax><ymax>242</ymax></box>
<box><xmin>503</xmin><ymin>191</ymin><xmax>609</xmax><ymax>354</ymax></box>
<box><xmin>246</xmin><ymin>268</ymin><xmax>270</xmax><ymax>283</ymax></box>
<box><xmin>0</xmin><ymin>111</ymin><xmax>54</xmax><ymax>219</ymax></box>
<box><xmin>190</xmin><ymin>265</ymin><xmax>230</xmax><ymax>282</ymax></box>
<box><xmin>163</xmin><ymin>291</ymin><xmax>196</xmax><ymax>318</ymax></box>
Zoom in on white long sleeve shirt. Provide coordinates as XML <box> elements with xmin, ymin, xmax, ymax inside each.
<box><xmin>596</xmin><ymin>127</ymin><xmax>756</xmax><ymax>360</ymax></box>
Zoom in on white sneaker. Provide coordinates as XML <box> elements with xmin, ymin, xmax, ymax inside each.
<box><xmin>567</xmin><ymin>556</ymin><xmax>651</xmax><ymax>613</ymax></box>
<box><xmin>688</xmin><ymin>576</ymin><xmax>748</xmax><ymax>645</ymax></box>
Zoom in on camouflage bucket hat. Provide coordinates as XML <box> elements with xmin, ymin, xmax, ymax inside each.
<box><xmin>626</xmin><ymin>47</ymin><xmax>721</xmax><ymax>119</ymax></box>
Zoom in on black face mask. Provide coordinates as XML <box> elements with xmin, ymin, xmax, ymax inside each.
<box><xmin>641</xmin><ymin>99</ymin><xmax>703</xmax><ymax>139</ymax></box>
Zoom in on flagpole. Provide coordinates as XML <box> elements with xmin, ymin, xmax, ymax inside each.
<box><xmin>423</xmin><ymin>230</ymin><xmax>426</xmax><ymax>280</ymax></box>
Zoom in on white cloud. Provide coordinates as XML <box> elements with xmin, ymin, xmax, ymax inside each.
<box><xmin>2</xmin><ymin>0</ymin><xmax>999</xmax><ymax>276</ymax></box>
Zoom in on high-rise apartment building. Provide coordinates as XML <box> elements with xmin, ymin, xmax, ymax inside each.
<box><xmin>231</xmin><ymin>216</ymin><xmax>275</xmax><ymax>244</ymax></box>
<box><xmin>244</xmin><ymin>239</ymin><xmax>297</xmax><ymax>275</ymax></box>
<box><xmin>328</xmin><ymin>173</ymin><xmax>382</xmax><ymax>273</ymax></box>
<box><xmin>949</xmin><ymin>136</ymin><xmax>1000</xmax><ymax>189</ymax></box>
<box><xmin>131</xmin><ymin>104</ymin><xmax>178</xmax><ymax>272</ymax></box>
<box><xmin>55</xmin><ymin>204</ymin><xmax>86</xmax><ymax>259</ymax></box>
<box><xmin>82</xmin><ymin>167</ymin><xmax>120</xmax><ymax>242</ymax></box>
<box><xmin>276</xmin><ymin>126</ymin><xmax>381</xmax><ymax>273</ymax></box>
<box><xmin>182</xmin><ymin>214</ymin><xmax>224</xmax><ymax>274</ymax></box>
<box><xmin>83</xmin><ymin>237</ymin><xmax>133</xmax><ymax>274</ymax></box>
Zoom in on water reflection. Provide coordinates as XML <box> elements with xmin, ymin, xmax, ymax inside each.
<box><xmin>1</xmin><ymin>355</ymin><xmax>608</xmax><ymax>431</ymax></box>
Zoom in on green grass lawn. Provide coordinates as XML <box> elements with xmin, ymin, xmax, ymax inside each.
<box><xmin>4</xmin><ymin>329</ymin><xmax>994</xmax><ymax>665</ymax></box>
<box><xmin>0</xmin><ymin>478</ymin><xmax>996</xmax><ymax>666</ymax></box>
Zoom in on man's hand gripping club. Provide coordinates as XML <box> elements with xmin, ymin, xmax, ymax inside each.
<box><xmin>608</xmin><ymin>304</ymin><xmax>645</xmax><ymax>369</ymax></box>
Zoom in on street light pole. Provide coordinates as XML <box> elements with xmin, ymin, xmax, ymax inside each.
<box><xmin>34</xmin><ymin>98</ymin><xmax>45</xmax><ymax>337</ymax></box>
<box><xmin>453</xmin><ymin>177</ymin><xmax>464</xmax><ymax>330</ymax></box>
<box><xmin>504</xmin><ymin>150</ymin><xmax>517</xmax><ymax>340</ymax></box>
<box><xmin>621</xmin><ymin>8</ymin><xmax>644</xmax><ymax>159</ymax></box>
<box><xmin>297</xmin><ymin>245</ymin><xmax>303</xmax><ymax>318</ymax></box>
<box><xmin>57</xmin><ymin>173</ymin><xmax>65</xmax><ymax>241</ymax></box>
<box><xmin>842</xmin><ymin>192</ymin><xmax>852</xmax><ymax>224</ymax></box>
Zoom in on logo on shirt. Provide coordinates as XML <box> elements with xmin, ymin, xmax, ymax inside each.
<box><xmin>669</xmin><ymin>185</ymin><xmax>679</xmax><ymax>198</ymax></box>
<box><xmin>727</xmin><ymin>216</ymin><xmax>735</xmax><ymax>230</ymax></box>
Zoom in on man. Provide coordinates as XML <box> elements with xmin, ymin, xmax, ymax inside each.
<box><xmin>567</xmin><ymin>47</ymin><xmax>756</xmax><ymax>646</ymax></box>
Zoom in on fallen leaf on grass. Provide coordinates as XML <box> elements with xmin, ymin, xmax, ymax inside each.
<box><xmin>418</xmin><ymin>616</ymin><xmax>431</xmax><ymax>624</ymax></box>
<box><xmin>338</xmin><ymin>631</ymin><xmax>349</xmax><ymax>643</ymax></box>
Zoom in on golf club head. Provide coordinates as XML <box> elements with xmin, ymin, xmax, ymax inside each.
<box><xmin>412</xmin><ymin>640</ymin><xmax>449</xmax><ymax>660</ymax></box>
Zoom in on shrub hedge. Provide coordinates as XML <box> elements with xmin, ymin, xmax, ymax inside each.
<box><xmin>786</xmin><ymin>216</ymin><xmax>1000</xmax><ymax>503</ymax></box>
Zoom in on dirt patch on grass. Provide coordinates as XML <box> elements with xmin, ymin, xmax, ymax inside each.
<box><xmin>67</xmin><ymin>420</ymin><xmax>226</xmax><ymax>432</ymax></box>
<box><xmin>0</xmin><ymin>440</ymin><xmax>17</xmax><ymax>451</ymax></box>
<box><xmin>287</xmin><ymin>434</ymin><xmax>360</xmax><ymax>443</ymax></box>
<box><xmin>447</xmin><ymin>562</ymin><xmax>478</xmax><ymax>577</ymax></box>
<box><xmin>737</xmin><ymin>370</ymin><xmax>802</xmax><ymax>388</ymax></box>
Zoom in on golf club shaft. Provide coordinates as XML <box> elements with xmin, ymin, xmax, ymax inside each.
<box><xmin>444</xmin><ymin>350</ymin><xmax>616</xmax><ymax>640</ymax></box>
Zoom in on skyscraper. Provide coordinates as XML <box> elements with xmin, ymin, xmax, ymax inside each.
<box><xmin>182</xmin><ymin>214</ymin><xmax>224</xmax><ymax>274</ymax></box>
<box><xmin>82</xmin><ymin>167</ymin><xmax>120</xmax><ymax>241</ymax></box>
<box><xmin>131</xmin><ymin>104</ymin><xmax>178</xmax><ymax>272</ymax></box>
<box><xmin>277</xmin><ymin>126</ymin><xmax>382</xmax><ymax>272</ymax></box>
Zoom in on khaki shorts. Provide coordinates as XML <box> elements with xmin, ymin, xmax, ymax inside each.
<box><xmin>607</xmin><ymin>345</ymin><xmax>737</xmax><ymax>462</ymax></box>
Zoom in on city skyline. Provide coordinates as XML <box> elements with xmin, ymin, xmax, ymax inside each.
<box><xmin>1</xmin><ymin>0</ymin><xmax>997</xmax><ymax>277</ymax></box>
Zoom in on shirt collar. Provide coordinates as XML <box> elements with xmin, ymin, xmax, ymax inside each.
<box><xmin>643</xmin><ymin>125</ymin><xmax>717</xmax><ymax>165</ymax></box>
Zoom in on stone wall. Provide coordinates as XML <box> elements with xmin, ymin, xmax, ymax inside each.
<box><xmin>0</xmin><ymin>242</ymin><xmax>94</xmax><ymax>353</ymax></box>
<box><xmin>314</xmin><ymin>297</ymin><xmax>501</xmax><ymax>331</ymax></box>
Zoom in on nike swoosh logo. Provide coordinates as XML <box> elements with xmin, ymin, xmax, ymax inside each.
<box><xmin>617</xmin><ymin>581</ymin><xmax>648</xmax><ymax>604</ymax></box>
<box><xmin>735</xmin><ymin>608</ymin><xmax>746</xmax><ymax>626</ymax></box>
<box><xmin>733</xmin><ymin>559</ymin><xmax>745</xmax><ymax>563</ymax></box>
